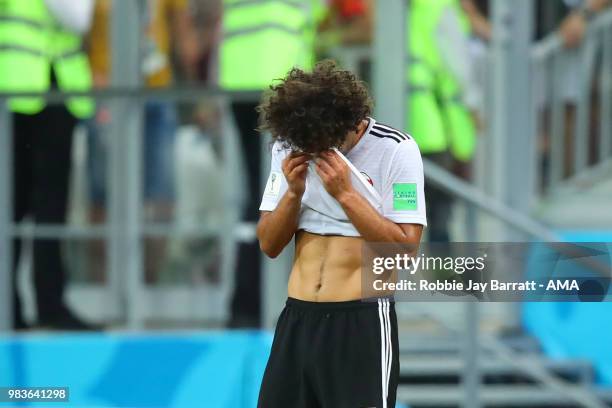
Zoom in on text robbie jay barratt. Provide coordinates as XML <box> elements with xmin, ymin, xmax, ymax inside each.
<box><xmin>373</xmin><ymin>279</ymin><xmax>581</xmax><ymax>292</ymax></box>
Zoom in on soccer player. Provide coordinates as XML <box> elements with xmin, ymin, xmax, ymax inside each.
<box><xmin>256</xmin><ymin>60</ymin><xmax>427</xmax><ymax>408</ymax></box>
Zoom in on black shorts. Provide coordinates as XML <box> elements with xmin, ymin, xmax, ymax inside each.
<box><xmin>258</xmin><ymin>297</ymin><xmax>399</xmax><ymax>408</ymax></box>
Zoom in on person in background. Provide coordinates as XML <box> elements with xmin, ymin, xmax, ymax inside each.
<box><xmin>316</xmin><ymin>0</ymin><xmax>373</xmax><ymax>81</ymax></box>
<box><xmin>460</xmin><ymin>0</ymin><xmax>611</xmax><ymax>46</ymax></box>
<box><xmin>317</xmin><ymin>0</ymin><xmax>373</xmax><ymax>47</ymax></box>
<box><xmin>406</xmin><ymin>0</ymin><xmax>481</xmax><ymax>242</ymax></box>
<box><xmin>459</xmin><ymin>0</ymin><xmax>610</xmax><ymax>176</ymax></box>
<box><xmin>525</xmin><ymin>0</ymin><xmax>611</xmax><ymax>176</ymax></box>
<box><xmin>191</xmin><ymin>0</ymin><xmax>222</xmax><ymax>83</ymax></box>
<box><xmin>217</xmin><ymin>0</ymin><xmax>326</xmax><ymax>328</ymax></box>
<box><xmin>0</xmin><ymin>0</ymin><xmax>97</xmax><ymax>329</ymax></box>
<box><xmin>87</xmin><ymin>0</ymin><xmax>200</xmax><ymax>283</ymax></box>
<box><xmin>556</xmin><ymin>0</ymin><xmax>611</xmax><ymax>172</ymax></box>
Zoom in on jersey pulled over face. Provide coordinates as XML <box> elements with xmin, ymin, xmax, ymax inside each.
<box><xmin>260</xmin><ymin>117</ymin><xmax>428</xmax><ymax>236</ymax></box>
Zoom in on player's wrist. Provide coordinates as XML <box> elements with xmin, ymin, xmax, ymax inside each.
<box><xmin>336</xmin><ymin>188</ymin><xmax>357</xmax><ymax>207</ymax></box>
<box><xmin>286</xmin><ymin>189</ymin><xmax>304</xmax><ymax>200</ymax></box>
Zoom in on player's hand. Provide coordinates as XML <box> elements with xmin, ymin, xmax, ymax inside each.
<box><xmin>315</xmin><ymin>150</ymin><xmax>354</xmax><ymax>200</ymax></box>
<box><xmin>282</xmin><ymin>152</ymin><xmax>311</xmax><ymax>197</ymax></box>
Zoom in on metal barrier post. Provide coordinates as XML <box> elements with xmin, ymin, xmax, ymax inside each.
<box><xmin>490</xmin><ymin>0</ymin><xmax>534</xmax><ymax>332</ymax></box>
<box><xmin>491</xmin><ymin>0</ymin><xmax>535</xmax><ymax>232</ymax></box>
<box><xmin>489</xmin><ymin>1</ymin><xmax>510</xmax><ymax>220</ymax></box>
<box><xmin>463</xmin><ymin>203</ymin><xmax>480</xmax><ymax>408</ymax></box>
<box><xmin>463</xmin><ymin>302</ymin><xmax>480</xmax><ymax>408</ymax></box>
<box><xmin>373</xmin><ymin>0</ymin><xmax>406</xmax><ymax>128</ymax></box>
<box><xmin>599</xmin><ymin>26</ymin><xmax>612</xmax><ymax>160</ymax></box>
<box><xmin>110</xmin><ymin>0</ymin><xmax>144</xmax><ymax>329</ymax></box>
<box><xmin>548</xmin><ymin>53</ymin><xmax>565</xmax><ymax>188</ymax></box>
<box><xmin>0</xmin><ymin>99</ymin><xmax>13</xmax><ymax>331</ymax></box>
<box><xmin>574</xmin><ymin>34</ymin><xmax>598</xmax><ymax>173</ymax></box>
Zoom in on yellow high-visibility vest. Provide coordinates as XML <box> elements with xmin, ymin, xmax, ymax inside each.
<box><xmin>407</xmin><ymin>0</ymin><xmax>476</xmax><ymax>161</ymax></box>
<box><xmin>219</xmin><ymin>0</ymin><xmax>325</xmax><ymax>90</ymax></box>
<box><xmin>0</xmin><ymin>0</ymin><xmax>94</xmax><ymax>118</ymax></box>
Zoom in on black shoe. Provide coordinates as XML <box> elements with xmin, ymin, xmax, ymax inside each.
<box><xmin>38</xmin><ymin>309</ymin><xmax>104</xmax><ymax>331</ymax></box>
<box><xmin>13</xmin><ymin>316</ymin><xmax>30</xmax><ymax>331</ymax></box>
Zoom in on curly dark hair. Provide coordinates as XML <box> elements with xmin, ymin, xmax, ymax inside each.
<box><xmin>257</xmin><ymin>60</ymin><xmax>373</xmax><ymax>154</ymax></box>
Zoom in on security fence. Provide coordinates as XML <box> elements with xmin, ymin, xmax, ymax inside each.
<box><xmin>0</xmin><ymin>89</ymin><xmax>260</xmax><ymax>330</ymax></box>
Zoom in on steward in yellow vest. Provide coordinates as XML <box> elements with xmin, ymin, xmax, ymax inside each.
<box><xmin>0</xmin><ymin>0</ymin><xmax>96</xmax><ymax>330</ymax></box>
<box><xmin>407</xmin><ymin>0</ymin><xmax>479</xmax><ymax>242</ymax></box>
<box><xmin>219</xmin><ymin>0</ymin><xmax>325</xmax><ymax>328</ymax></box>
<box><xmin>407</xmin><ymin>0</ymin><xmax>476</xmax><ymax>162</ymax></box>
<box><xmin>219</xmin><ymin>0</ymin><xmax>325</xmax><ymax>90</ymax></box>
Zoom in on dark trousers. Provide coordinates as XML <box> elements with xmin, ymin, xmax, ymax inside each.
<box><xmin>12</xmin><ymin>105</ymin><xmax>77</xmax><ymax>325</ymax></box>
<box><xmin>423</xmin><ymin>153</ymin><xmax>453</xmax><ymax>243</ymax></box>
<box><xmin>229</xmin><ymin>102</ymin><xmax>262</xmax><ymax>327</ymax></box>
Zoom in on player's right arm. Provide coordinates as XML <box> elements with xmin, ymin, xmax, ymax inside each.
<box><xmin>257</xmin><ymin>152</ymin><xmax>310</xmax><ymax>258</ymax></box>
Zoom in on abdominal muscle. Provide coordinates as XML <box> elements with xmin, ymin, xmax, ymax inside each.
<box><xmin>287</xmin><ymin>230</ymin><xmax>365</xmax><ymax>301</ymax></box>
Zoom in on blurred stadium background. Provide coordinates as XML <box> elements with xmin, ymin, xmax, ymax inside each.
<box><xmin>0</xmin><ymin>0</ymin><xmax>611</xmax><ymax>407</ymax></box>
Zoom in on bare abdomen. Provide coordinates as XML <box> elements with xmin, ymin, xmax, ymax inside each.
<box><xmin>287</xmin><ymin>230</ymin><xmax>364</xmax><ymax>301</ymax></box>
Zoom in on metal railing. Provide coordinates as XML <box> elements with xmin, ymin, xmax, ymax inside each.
<box><xmin>0</xmin><ymin>99</ymin><xmax>13</xmax><ymax>331</ymax></box>
<box><xmin>531</xmin><ymin>9</ymin><xmax>612</xmax><ymax>193</ymax></box>
<box><xmin>0</xmin><ymin>89</ymin><xmax>256</xmax><ymax>331</ymax></box>
<box><xmin>404</xmin><ymin>304</ymin><xmax>609</xmax><ymax>408</ymax></box>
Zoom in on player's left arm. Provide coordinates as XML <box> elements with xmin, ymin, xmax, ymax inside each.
<box><xmin>315</xmin><ymin>148</ymin><xmax>425</xmax><ymax>247</ymax></box>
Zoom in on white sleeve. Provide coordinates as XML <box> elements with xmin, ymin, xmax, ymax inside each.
<box><xmin>259</xmin><ymin>143</ymin><xmax>289</xmax><ymax>212</ymax></box>
<box><xmin>44</xmin><ymin>0</ymin><xmax>94</xmax><ymax>34</ymax></box>
<box><xmin>381</xmin><ymin>140</ymin><xmax>428</xmax><ymax>226</ymax></box>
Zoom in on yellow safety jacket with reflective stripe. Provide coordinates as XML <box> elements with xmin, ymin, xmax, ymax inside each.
<box><xmin>219</xmin><ymin>0</ymin><xmax>324</xmax><ymax>90</ymax></box>
<box><xmin>407</xmin><ymin>0</ymin><xmax>476</xmax><ymax>162</ymax></box>
<box><xmin>0</xmin><ymin>0</ymin><xmax>94</xmax><ymax>118</ymax></box>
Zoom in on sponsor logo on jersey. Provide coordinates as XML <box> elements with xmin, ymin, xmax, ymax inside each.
<box><xmin>393</xmin><ymin>183</ymin><xmax>417</xmax><ymax>210</ymax></box>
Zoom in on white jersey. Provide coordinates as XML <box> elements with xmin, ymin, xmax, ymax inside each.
<box><xmin>259</xmin><ymin>117</ymin><xmax>427</xmax><ymax>237</ymax></box>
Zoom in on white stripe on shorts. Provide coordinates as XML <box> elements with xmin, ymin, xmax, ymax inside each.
<box><xmin>384</xmin><ymin>299</ymin><xmax>392</xmax><ymax>401</ymax></box>
<box><xmin>378</xmin><ymin>299</ymin><xmax>388</xmax><ymax>408</ymax></box>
